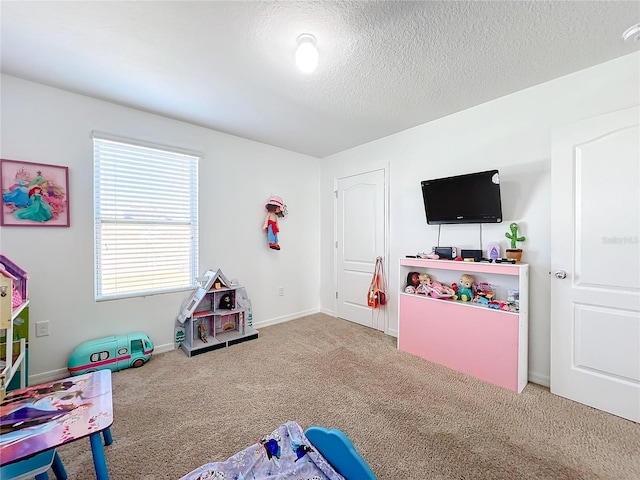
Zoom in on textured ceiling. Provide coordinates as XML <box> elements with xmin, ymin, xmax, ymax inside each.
<box><xmin>1</xmin><ymin>1</ymin><xmax>639</xmax><ymax>158</ymax></box>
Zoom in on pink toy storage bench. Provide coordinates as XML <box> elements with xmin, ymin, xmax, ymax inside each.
<box><xmin>398</xmin><ymin>258</ymin><xmax>529</xmax><ymax>393</ymax></box>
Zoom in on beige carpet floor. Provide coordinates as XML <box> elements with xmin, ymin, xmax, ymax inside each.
<box><xmin>55</xmin><ymin>313</ymin><xmax>640</xmax><ymax>479</ymax></box>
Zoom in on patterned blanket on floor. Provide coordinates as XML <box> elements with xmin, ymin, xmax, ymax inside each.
<box><xmin>180</xmin><ymin>421</ymin><xmax>346</xmax><ymax>480</ymax></box>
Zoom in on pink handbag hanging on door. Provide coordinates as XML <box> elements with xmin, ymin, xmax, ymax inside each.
<box><xmin>367</xmin><ymin>257</ymin><xmax>387</xmax><ymax>308</ymax></box>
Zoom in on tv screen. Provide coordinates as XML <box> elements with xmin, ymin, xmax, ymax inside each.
<box><xmin>421</xmin><ymin>170</ymin><xmax>503</xmax><ymax>225</ymax></box>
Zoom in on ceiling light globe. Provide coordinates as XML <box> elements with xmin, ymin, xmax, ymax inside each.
<box><xmin>295</xmin><ymin>34</ymin><xmax>318</xmax><ymax>73</ymax></box>
<box><xmin>622</xmin><ymin>23</ymin><xmax>640</xmax><ymax>42</ymax></box>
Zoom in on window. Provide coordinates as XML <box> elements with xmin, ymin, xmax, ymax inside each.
<box><xmin>90</xmin><ymin>351</ymin><xmax>110</xmax><ymax>362</ymax></box>
<box><xmin>93</xmin><ymin>134</ymin><xmax>199</xmax><ymax>300</ymax></box>
<box><xmin>130</xmin><ymin>339</ymin><xmax>144</xmax><ymax>353</ymax></box>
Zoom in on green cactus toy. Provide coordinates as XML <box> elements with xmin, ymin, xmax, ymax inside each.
<box><xmin>505</xmin><ymin>222</ymin><xmax>525</xmax><ymax>249</ymax></box>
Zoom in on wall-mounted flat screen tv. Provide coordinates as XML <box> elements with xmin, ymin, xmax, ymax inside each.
<box><xmin>421</xmin><ymin>170</ymin><xmax>503</xmax><ymax>225</ymax></box>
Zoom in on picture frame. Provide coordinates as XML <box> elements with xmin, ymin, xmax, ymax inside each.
<box><xmin>1</xmin><ymin>158</ymin><xmax>70</xmax><ymax>227</ymax></box>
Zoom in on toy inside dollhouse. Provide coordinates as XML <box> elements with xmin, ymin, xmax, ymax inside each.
<box><xmin>177</xmin><ymin>269</ymin><xmax>258</xmax><ymax>357</ymax></box>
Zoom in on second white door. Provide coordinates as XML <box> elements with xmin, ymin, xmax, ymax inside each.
<box><xmin>336</xmin><ymin>169</ymin><xmax>386</xmax><ymax>331</ymax></box>
<box><xmin>550</xmin><ymin>106</ymin><xmax>640</xmax><ymax>423</ymax></box>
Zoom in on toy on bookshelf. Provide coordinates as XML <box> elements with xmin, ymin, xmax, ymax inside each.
<box><xmin>505</xmin><ymin>222</ymin><xmax>526</xmax><ymax>263</ymax></box>
<box><xmin>412</xmin><ymin>273</ymin><xmax>455</xmax><ymax>298</ymax></box>
<box><xmin>400</xmin><ymin>260</ymin><xmax>520</xmax><ymax>312</ymax></box>
<box><xmin>474</xmin><ymin>282</ymin><xmax>495</xmax><ymax>302</ymax></box>
<box><xmin>508</xmin><ymin>290</ymin><xmax>520</xmax><ymax>306</ymax></box>
<box><xmin>0</xmin><ymin>255</ymin><xmax>28</xmax><ymax>310</ymax></box>
<box><xmin>1</xmin><ymin>255</ymin><xmax>29</xmax><ymax>397</ymax></box>
<box><xmin>415</xmin><ymin>273</ymin><xmax>429</xmax><ymax>295</ymax></box>
<box><xmin>425</xmin><ymin>276</ymin><xmax>455</xmax><ymax>298</ymax></box>
<box><xmin>487</xmin><ymin>242</ymin><xmax>501</xmax><ymax>261</ymax></box>
<box><xmin>457</xmin><ymin>274</ymin><xmax>475</xmax><ymax>302</ymax></box>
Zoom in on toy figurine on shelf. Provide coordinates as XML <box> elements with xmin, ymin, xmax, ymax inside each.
<box><xmin>475</xmin><ymin>282</ymin><xmax>495</xmax><ymax>302</ymax></box>
<box><xmin>405</xmin><ymin>271</ymin><xmax>420</xmax><ymax>293</ymax></box>
<box><xmin>458</xmin><ymin>274</ymin><xmax>475</xmax><ymax>301</ymax></box>
<box><xmin>426</xmin><ymin>276</ymin><xmax>455</xmax><ymax>298</ymax></box>
<box><xmin>197</xmin><ymin>323</ymin><xmax>208</xmax><ymax>343</ymax></box>
<box><xmin>263</xmin><ymin>195</ymin><xmax>287</xmax><ymax>250</ymax></box>
<box><xmin>505</xmin><ymin>222</ymin><xmax>526</xmax><ymax>263</ymax></box>
<box><xmin>415</xmin><ymin>273</ymin><xmax>430</xmax><ymax>295</ymax></box>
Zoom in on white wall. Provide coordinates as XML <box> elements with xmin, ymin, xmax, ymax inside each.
<box><xmin>2</xmin><ymin>52</ymin><xmax>638</xmax><ymax>387</ymax></box>
<box><xmin>0</xmin><ymin>75</ymin><xmax>321</xmax><ymax>382</ymax></box>
<box><xmin>320</xmin><ymin>52</ymin><xmax>640</xmax><ymax>386</ymax></box>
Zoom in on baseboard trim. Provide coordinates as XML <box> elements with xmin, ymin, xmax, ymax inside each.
<box><xmin>153</xmin><ymin>342</ymin><xmax>176</xmax><ymax>355</ymax></box>
<box><xmin>252</xmin><ymin>307</ymin><xmax>321</xmax><ymax>329</ymax></box>
<box><xmin>28</xmin><ymin>341</ymin><xmax>177</xmax><ymax>385</ymax></box>
<box><xmin>527</xmin><ymin>371</ymin><xmax>550</xmax><ymax>388</ymax></box>
<box><xmin>29</xmin><ymin>368</ymin><xmax>70</xmax><ymax>385</ymax></box>
<box><xmin>27</xmin><ymin>311</ymin><xmax>321</xmax><ymax>384</ymax></box>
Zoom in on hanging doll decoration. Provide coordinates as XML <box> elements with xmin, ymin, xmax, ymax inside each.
<box><xmin>263</xmin><ymin>195</ymin><xmax>287</xmax><ymax>250</ymax></box>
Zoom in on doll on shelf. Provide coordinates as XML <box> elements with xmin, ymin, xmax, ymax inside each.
<box><xmin>458</xmin><ymin>274</ymin><xmax>475</xmax><ymax>301</ymax></box>
<box><xmin>263</xmin><ymin>195</ymin><xmax>287</xmax><ymax>250</ymax></box>
<box><xmin>404</xmin><ymin>271</ymin><xmax>420</xmax><ymax>293</ymax></box>
<box><xmin>426</xmin><ymin>276</ymin><xmax>455</xmax><ymax>298</ymax></box>
<box><xmin>415</xmin><ymin>273</ymin><xmax>430</xmax><ymax>295</ymax></box>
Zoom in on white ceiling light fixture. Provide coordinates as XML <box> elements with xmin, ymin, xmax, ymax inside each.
<box><xmin>622</xmin><ymin>23</ymin><xmax>640</xmax><ymax>42</ymax></box>
<box><xmin>295</xmin><ymin>33</ymin><xmax>319</xmax><ymax>73</ymax></box>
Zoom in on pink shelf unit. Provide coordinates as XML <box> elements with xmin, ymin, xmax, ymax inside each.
<box><xmin>398</xmin><ymin>258</ymin><xmax>529</xmax><ymax>393</ymax></box>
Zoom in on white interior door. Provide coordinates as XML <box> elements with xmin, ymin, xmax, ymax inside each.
<box><xmin>550</xmin><ymin>106</ymin><xmax>640</xmax><ymax>423</ymax></box>
<box><xmin>336</xmin><ymin>169</ymin><xmax>386</xmax><ymax>330</ymax></box>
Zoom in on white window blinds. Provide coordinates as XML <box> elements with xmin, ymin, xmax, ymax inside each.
<box><xmin>94</xmin><ymin>135</ymin><xmax>199</xmax><ymax>301</ymax></box>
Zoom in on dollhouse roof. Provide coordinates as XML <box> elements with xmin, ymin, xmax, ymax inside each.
<box><xmin>196</xmin><ymin>269</ymin><xmax>233</xmax><ymax>291</ymax></box>
<box><xmin>0</xmin><ymin>255</ymin><xmax>28</xmax><ymax>281</ymax></box>
<box><xmin>0</xmin><ymin>265</ymin><xmax>17</xmax><ymax>281</ymax></box>
<box><xmin>205</xmin><ymin>269</ymin><xmax>231</xmax><ymax>289</ymax></box>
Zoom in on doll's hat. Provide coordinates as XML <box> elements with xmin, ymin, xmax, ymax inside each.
<box><xmin>265</xmin><ymin>195</ymin><xmax>287</xmax><ymax>216</ymax></box>
<box><xmin>265</xmin><ymin>195</ymin><xmax>284</xmax><ymax>208</ymax></box>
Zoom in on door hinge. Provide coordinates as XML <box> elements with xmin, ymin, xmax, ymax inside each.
<box><xmin>335</xmin><ymin>291</ymin><xmax>338</xmax><ymax>299</ymax></box>
<box><xmin>334</xmin><ymin>190</ymin><xmax>338</xmax><ymax>198</ymax></box>
<box><xmin>335</xmin><ymin>241</ymin><xmax>338</xmax><ymax>249</ymax></box>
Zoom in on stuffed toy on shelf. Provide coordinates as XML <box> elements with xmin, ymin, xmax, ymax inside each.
<box><xmin>458</xmin><ymin>274</ymin><xmax>475</xmax><ymax>301</ymax></box>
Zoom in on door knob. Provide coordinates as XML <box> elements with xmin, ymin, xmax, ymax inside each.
<box><xmin>555</xmin><ymin>270</ymin><xmax>567</xmax><ymax>279</ymax></box>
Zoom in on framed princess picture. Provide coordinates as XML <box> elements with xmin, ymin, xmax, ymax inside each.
<box><xmin>1</xmin><ymin>159</ymin><xmax>70</xmax><ymax>227</ymax></box>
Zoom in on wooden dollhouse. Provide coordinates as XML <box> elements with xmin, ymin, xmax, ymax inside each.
<box><xmin>176</xmin><ymin>269</ymin><xmax>258</xmax><ymax>357</ymax></box>
<box><xmin>0</xmin><ymin>255</ymin><xmax>29</xmax><ymax>400</ymax></box>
